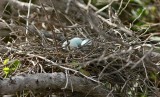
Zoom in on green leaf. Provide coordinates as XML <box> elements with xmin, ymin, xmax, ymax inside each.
<box><xmin>3</xmin><ymin>67</ymin><xmax>10</xmax><ymax>75</ymax></box>
<box><xmin>11</xmin><ymin>60</ymin><xmax>20</xmax><ymax>68</ymax></box>
<box><xmin>10</xmin><ymin>60</ymin><xmax>21</xmax><ymax>71</ymax></box>
<box><xmin>3</xmin><ymin>58</ymin><xmax>9</xmax><ymax>65</ymax></box>
<box><xmin>2</xmin><ymin>59</ymin><xmax>21</xmax><ymax>78</ymax></box>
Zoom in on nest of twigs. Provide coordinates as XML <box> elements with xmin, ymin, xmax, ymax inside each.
<box><xmin>0</xmin><ymin>0</ymin><xmax>160</xmax><ymax>97</ymax></box>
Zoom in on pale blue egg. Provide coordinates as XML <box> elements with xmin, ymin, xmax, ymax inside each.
<box><xmin>69</xmin><ymin>37</ymin><xmax>83</xmax><ymax>48</ymax></box>
<box><xmin>62</xmin><ymin>37</ymin><xmax>83</xmax><ymax>49</ymax></box>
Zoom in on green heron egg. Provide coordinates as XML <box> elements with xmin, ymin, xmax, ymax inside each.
<box><xmin>62</xmin><ymin>37</ymin><xmax>83</xmax><ymax>49</ymax></box>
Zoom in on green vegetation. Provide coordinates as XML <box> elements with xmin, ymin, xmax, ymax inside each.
<box><xmin>3</xmin><ymin>58</ymin><xmax>21</xmax><ymax>78</ymax></box>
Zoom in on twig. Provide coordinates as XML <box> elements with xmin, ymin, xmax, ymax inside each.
<box><xmin>96</xmin><ymin>1</ymin><xmax>114</xmax><ymax>14</ymax></box>
<box><xmin>98</xmin><ymin>15</ymin><xmax>133</xmax><ymax>36</ymax></box>
<box><xmin>62</xmin><ymin>70</ymin><xmax>69</xmax><ymax>89</ymax></box>
<box><xmin>131</xmin><ymin>47</ymin><xmax>153</xmax><ymax>69</ymax></box>
<box><xmin>26</xmin><ymin>54</ymin><xmax>101</xmax><ymax>84</ymax></box>
<box><xmin>118</xmin><ymin>0</ymin><xmax>131</xmax><ymax>15</ymax></box>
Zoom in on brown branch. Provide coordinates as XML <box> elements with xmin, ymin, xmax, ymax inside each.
<box><xmin>7</xmin><ymin>0</ymin><xmax>40</xmax><ymax>12</ymax></box>
<box><xmin>0</xmin><ymin>73</ymin><xmax>110</xmax><ymax>97</ymax></box>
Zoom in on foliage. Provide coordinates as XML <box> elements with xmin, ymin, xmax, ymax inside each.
<box><xmin>119</xmin><ymin>0</ymin><xmax>160</xmax><ymax>32</ymax></box>
<box><xmin>3</xmin><ymin>58</ymin><xmax>21</xmax><ymax>78</ymax></box>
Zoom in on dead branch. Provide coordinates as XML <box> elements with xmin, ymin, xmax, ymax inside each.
<box><xmin>7</xmin><ymin>0</ymin><xmax>133</xmax><ymax>37</ymax></box>
<box><xmin>7</xmin><ymin>0</ymin><xmax>40</xmax><ymax>12</ymax></box>
<box><xmin>0</xmin><ymin>73</ymin><xmax>110</xmax><ymax>97</ymax></box>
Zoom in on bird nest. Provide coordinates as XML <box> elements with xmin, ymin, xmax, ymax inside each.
<box><xmin>0</xmin><ymin>0</ymin><xmax>160</xmax><ymax>96</ymax></box>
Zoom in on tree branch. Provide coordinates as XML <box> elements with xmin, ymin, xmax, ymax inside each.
<box><xmin>0</xmin><ymin>73</ymin><xmax>109</xmax><ymax>97</ymax></box>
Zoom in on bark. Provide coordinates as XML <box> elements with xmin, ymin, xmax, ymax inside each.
<box><xmin>0</xmin><ymin>73</ymin><xmax>110</xmax><ymax>97</ymax></box>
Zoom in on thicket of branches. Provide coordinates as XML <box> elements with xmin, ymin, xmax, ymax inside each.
<box><xmin>0</xmin><ymin>0</ymin><xmax>160</xmax><ymax>97</ymax></box>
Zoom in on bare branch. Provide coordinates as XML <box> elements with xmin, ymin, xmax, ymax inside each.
<box><xmin>0</xmin><ymin>73</ymin><xmax>109</xmax><ymax>97</ymax></box>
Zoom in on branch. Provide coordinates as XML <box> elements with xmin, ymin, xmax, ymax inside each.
<box><xmin>7</xmin><ymin>0</ymin><xmax>40</xmax><ymax>12</ymax></box>
<box><xmin>0</xmin><ymin>73</ymin><xmax>109</xmax><ymax>97</ymax></box>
